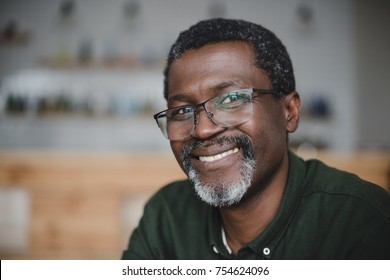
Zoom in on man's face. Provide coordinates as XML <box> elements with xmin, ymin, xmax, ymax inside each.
<box><xmin>167</xmin><ymin>41</ymin><xmax>296</xmax><ymax>207</ymax></box>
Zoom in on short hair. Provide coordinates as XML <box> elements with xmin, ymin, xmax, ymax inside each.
<box><xmin>163</xmin><ymin>18</ymin><xmax>295</xmax><ymax>100</ymax></box>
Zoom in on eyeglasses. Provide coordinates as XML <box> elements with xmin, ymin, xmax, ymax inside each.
<box><xmin>153</xmin><ymin>88</ymin><xmax>282</xmax><ymax>140</ymax></box>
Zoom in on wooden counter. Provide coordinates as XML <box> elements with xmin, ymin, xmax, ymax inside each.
<box><xmin>0</xmin><ymin>150</ymin><xmax>388</xmax><ymax>259</ymax></box>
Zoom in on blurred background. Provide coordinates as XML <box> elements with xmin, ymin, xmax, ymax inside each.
<box><xmin>0</xmin><ymin>0</ymin><xmax>389</xmax><ymax>259</ymax></box>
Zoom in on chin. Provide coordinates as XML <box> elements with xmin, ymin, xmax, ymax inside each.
<box><xmin>188</xmin><ymin>158</ymin><xmax>255</xmax><ymax>207</ymax></box>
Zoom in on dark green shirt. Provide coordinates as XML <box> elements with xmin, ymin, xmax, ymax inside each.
<box><xmin>122</xmin><ymin>152</ymin><xmax>390</xmax><ymax>259</ymax></box>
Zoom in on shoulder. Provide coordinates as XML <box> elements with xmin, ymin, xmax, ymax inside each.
<box><xmin>148</xmin><ymin>179</ymin><xmax>196</xmax><ymax>205</ymax></box>
<box><xmin>288</xmin><ymin>155</ymin><xmax>390</xmax><ymax>258</ymax></box>
<box><xmin>302</xmin><ymin>157</ymin><xmax>390</xmax><ymax>217</ymax></box>
<box><xmin>144</xmin><ymin>179</ymin><xmax>208</xmax><ymax>218</ymax></box>
<box><xmin>123</xmin><ymin>180</ymin><xmax>210</xmax><ymax>259</ymax></box>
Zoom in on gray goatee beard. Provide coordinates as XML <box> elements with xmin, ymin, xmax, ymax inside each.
<box><xmin>181</xmin><ymin>136</ymin><xmax>256</xmax><ymax>207</ymax></box>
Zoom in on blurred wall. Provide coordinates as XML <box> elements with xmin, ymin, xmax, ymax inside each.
<box><xmin>355</xmin><ymin>0</ymin><xmax>390</xmax><ymax>149</ymax></box>
<box><xmin>0</xmin><ymin>0</ymin><xmax>389</xmax><ymax>151</ymax></box>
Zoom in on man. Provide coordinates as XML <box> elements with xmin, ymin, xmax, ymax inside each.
<box><xmin>122</xmin><ymin>18</ymin><xmax>390</xmax><ymax>259</ymax></box>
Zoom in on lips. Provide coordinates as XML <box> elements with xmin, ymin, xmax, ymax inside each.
<box><xmin>198</xmin><ymin>147</ymin><xmax>240</xmax><ymax>162</ymax></box>
<box><xmin>180</xmin><ymin>135</ymin><xmax>253</xmax><ymax>175</ymax></box>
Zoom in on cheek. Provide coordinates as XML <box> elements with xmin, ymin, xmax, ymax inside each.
<box><xmin>170</xmin><ymin>141</ymin><xmax>186</xmax><ymax>170</ymax></box>
<box><xmin>244</xmin><ymin>104</ymin><xmax>287</xmax><ymax>153</ymax></box>
<box><xmin>241</xmin><ymin>106</ymin><xmax>287</xmax><ymax>184</ymax></box>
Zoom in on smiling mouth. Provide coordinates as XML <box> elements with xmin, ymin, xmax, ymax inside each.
<box><xmin>198</xmin><ymin>147</ymin><xmax>240</xmax><ymax>162</ymax></box>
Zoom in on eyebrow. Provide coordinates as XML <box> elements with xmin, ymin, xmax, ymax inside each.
<box><xmin>168</xmin><ymin>80</ymin><xmax>245</xmax><ymax>104</ymax></box>
<box><xmin>168</xmin><ymin>93</ymin><xmax>188</xmax><ymax>104</ymax></box>
<box><xmin>212</xmin><ymin>80</ymin><xmax>244</xmax><ymax>91</ymax></box>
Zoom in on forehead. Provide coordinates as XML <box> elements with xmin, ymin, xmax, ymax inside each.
<box><xmin>167</xmin><ymin>41</ymin><xmax>270</xmax><ymax>102</ymax></box>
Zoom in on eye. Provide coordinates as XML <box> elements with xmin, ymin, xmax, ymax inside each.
<box><xmin>215</xmin><ymin>92</ymin><xmax>250</xmax><ymax>109</ymax></box>
<box><xmin>167</xmin><ymin>106</ymin><xmax>194</xmax><ymax>121</ymax></box>
<box><xmin>222</xmin><ymin>93</ymin><xmax>240</xmax><ymax>103</ymax></box>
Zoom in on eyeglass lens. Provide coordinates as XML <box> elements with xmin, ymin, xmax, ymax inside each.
<box><xmin>156</xmin><ymin>89</ymin><xmax>254</xmax><ymax>140</ymax></box>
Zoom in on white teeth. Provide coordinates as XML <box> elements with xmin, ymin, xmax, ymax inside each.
<box><xmin>199</xmin><ymin>147</ymin><xmax>239</xmax><ymax>162</ymax></box>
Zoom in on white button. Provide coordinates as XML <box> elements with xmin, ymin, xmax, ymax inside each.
<box><xmin>263</xmin><ymin>247</ymin><xmax>271</xmax><ymax>255</ymax></box>
<box><xmin>213</xmin><ymin>246</ymin><xmax>219</xmax><ymax>254</ymax></box>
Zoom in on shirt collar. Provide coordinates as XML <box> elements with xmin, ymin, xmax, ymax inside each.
<box><xmin>208</xmin><ymin>205</ymin><xmax>233</xmax><ymax>258</ymax></box>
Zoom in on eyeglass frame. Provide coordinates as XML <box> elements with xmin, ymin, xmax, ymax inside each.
<box><xmin>153</xmin><ymin>88</ymin><xmax>283</xmax><ymax>140</ymax></box>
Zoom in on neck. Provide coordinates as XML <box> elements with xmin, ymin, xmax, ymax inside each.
<box><xmin>219</xmin><ymin>153</ymin><xmax>289</xmax><ymax>255</ymax></box>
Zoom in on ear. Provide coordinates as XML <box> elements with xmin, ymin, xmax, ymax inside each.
<box><xmin>283</xmin><ymin>91</ymin><xmax>300</xmax><ymax>133</ymax></box>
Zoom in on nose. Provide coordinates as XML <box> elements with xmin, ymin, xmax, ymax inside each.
<box><xmin>192</xmin><ymin>109</ymin><xmax>225</xmax><ymax>139</ymax></box>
